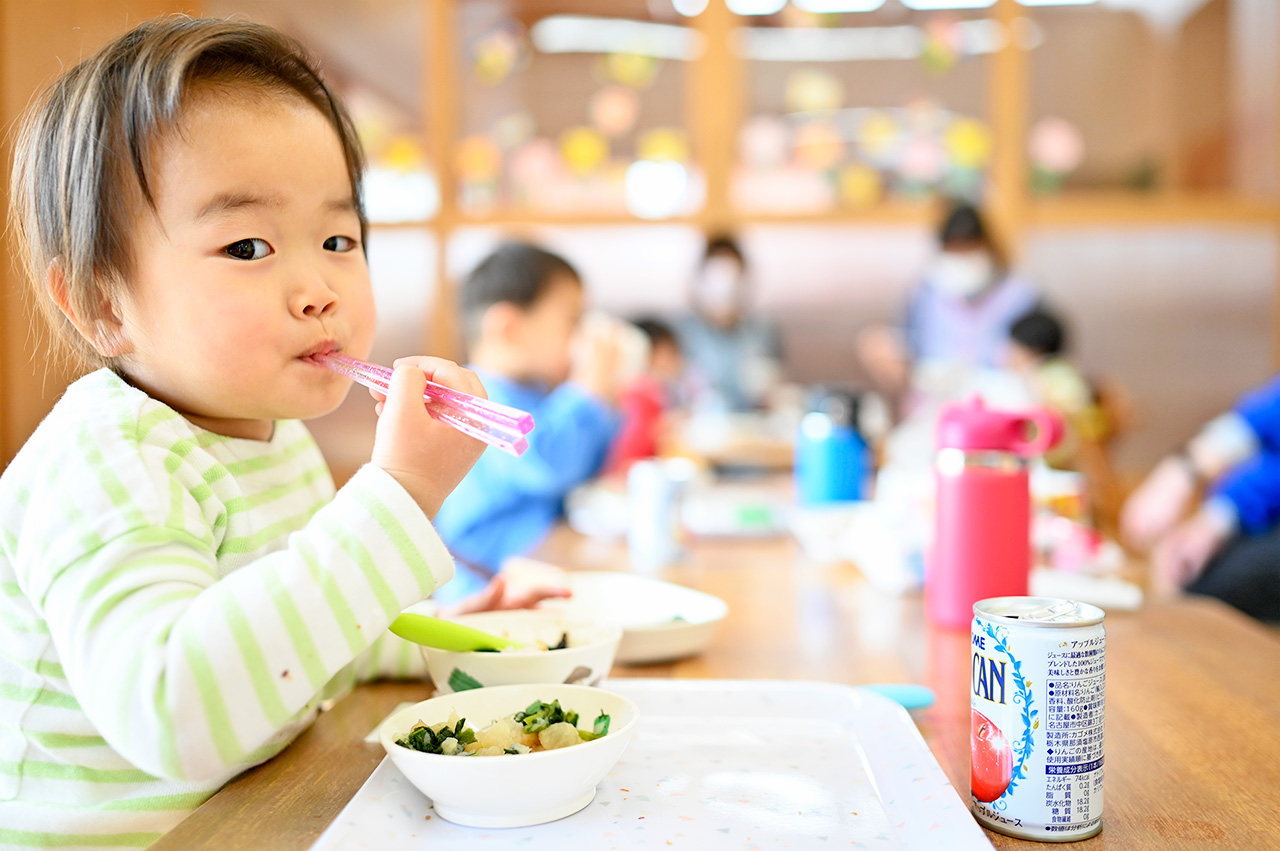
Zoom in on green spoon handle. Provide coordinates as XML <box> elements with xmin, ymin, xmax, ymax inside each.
<box><xmin>389</xmin><ymin>612</ymin><xmax>519</xmax><ymax>652</ymax></box>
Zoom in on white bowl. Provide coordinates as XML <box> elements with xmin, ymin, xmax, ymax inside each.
<box><xmin>380</xmin><ymin>683</ymin><xmax>639</xmax><ymax>827</ymax></box>
<box><xmin>408</xmin><ymin>608</ymin><xmax>622</xmax><ymax>694</ymax></box>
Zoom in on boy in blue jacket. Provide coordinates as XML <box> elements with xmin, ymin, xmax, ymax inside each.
<box><xmin>1122</xmin><ymin>374</ymin><xmax>1280</xmax><ymax>620</ymax></box>
<box><xmin>433</xmin><ymin>243</ymin><xmax>622</xmax><ymax>598</ymax></box>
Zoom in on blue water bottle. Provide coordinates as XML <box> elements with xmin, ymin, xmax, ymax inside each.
<box><xmin>795</xmin><ymin>389</ymin><xmax>870</xmax><ymax>504</ymax></box>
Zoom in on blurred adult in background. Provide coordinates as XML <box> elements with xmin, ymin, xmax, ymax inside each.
<box><xmin>676</xmin><ymin>234</ymin><xmax>783</xmax><ymax>412</ymax></box>
<box><xmin>858</xmin><ymin>203</ymin><xmax>1039</xmax><ymax>411</ymax></box>
<box><xmin>1121</xmin><ymin>375</ymin><xmax>1280</xmax><ymax>621</ymax></box>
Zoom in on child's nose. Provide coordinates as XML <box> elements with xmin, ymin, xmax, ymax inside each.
<box><xmin>292</xmin><ymin>272</ymin><xmax>339</xmax><ymax>320</ymax></box>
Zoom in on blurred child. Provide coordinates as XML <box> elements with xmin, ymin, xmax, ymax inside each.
<box><xmin>0</xmin><ymin>18</ymin><xmax>547</xmax><ymax>846</ymax></box>
<box><xmin>432</xmin><ymin>243</ymin><xmax>623</xmax><ymax>593</ymax></box>
<box><xmin>1122</xmin><ymin>374</ymin><xmax>1280</xmax><ymax>619</ymax></box>
<box><xmin>607</xmin><ymin>318</ymin><xmax>685</xmax><ymax>472</ymax></box>
<box><xmin>1007</xmin><ymin>308</ymin><xmax>1095</xmax><ymax>426</ymax></box>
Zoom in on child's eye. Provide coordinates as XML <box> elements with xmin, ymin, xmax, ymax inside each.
<box><xmin>224</xmin><ymin>238</ymin><xmax>272</xmax><ymax>261</ymax></box>
<box><xmin>324</xmin><ymin>235</ymin><xmax>358</xmax><ymax>253</ymax></box>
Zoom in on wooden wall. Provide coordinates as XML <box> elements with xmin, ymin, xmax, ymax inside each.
<box><xmin>0</xmin><ymin>0</ymin><xmax>190</xmax><ymax>465</ymax></box>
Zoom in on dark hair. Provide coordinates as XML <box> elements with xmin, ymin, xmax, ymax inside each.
<box><xmin>938</xmin><ymin>203</ymin><xmax>989</xmax><ymax>247</ymax></box>
<box><xmin>1010</xmin><ymin>308</ymin><xmax>1067</xmax><ymax>357</ymax></box>
<box><xmin>460</xmin><ymin>242</ymin><xmax>581</xmax><ymax>342</ymax></box>
<box><xmin>10</xmin><ymin>16</ymin><xmax>367</xmax><ymax>368</ymax></box>
<box><xmin>631</xmin><ymin>317</ymin><xmax>678</xmax><ymax>350</ymax></box>
<box><xmin>703</xmin><ymin>233</ymin><xmax>746</xmax><ymax>266</ymax></box>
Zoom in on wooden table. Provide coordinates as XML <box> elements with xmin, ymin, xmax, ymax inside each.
<box><xmin>153</xmin><ymin>525</ymin><xmax>1280</xmax><ymax>851</ymax></box>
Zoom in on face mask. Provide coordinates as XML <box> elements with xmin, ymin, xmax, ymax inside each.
<box><xmin>930</xmin><ymin>252</ymin><xmax>994</xmax><ymax>299</ymax></box>
<box><xmin>695</xmin><ymin>258</ymin><xmax>744</xmax><ymax>317</ymax></box>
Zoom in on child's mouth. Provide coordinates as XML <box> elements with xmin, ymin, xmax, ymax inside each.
<box><xmin>300</xmin><ymin>341</ymin><xmax>338</xmax><ymax>364</ymax></box>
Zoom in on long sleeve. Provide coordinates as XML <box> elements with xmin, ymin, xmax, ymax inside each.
<box><xmin>433</xmin><ymin>377</ymin><xmax>620</xmax><ymax>573</ymax></box>
<box><xmin>1209</xmin><ymin>451</ymin><xmax>1280</xmax><ymax>536</ymax></box>
<box><xmin>498</xmin><ymin>383</ymin><xmax>621</xmax><ymax>497</ymax></box>
<box><xmin>351</xmin><ymin>631</ymin><xmax>429</xmax><ymax>681</ymax></box>
<box><xmin>28</xmin><ymin>464</ymin><xmax>451</xmax><ymax>782</ymax></box>
<box><xmin>1233</xmin><ymin>373</ymin><xmax>1280</xmax><ymax>452</ymax></box>
<box><xmin>607</xmin><ymin>377</ymin><xmax>667</xmax><ymax>472</ymax></box>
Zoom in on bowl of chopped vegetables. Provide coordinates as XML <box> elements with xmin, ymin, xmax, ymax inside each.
<box><xmin>412</xmin><ymin>608</ymin><xmax>622</xmax><ymax>694</ymax></box>
<box><xmin>380</xmin><ymin>683</ymin><xmax>639</xmax><ymax>827</ymax></box>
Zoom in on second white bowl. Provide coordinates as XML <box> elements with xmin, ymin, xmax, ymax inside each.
<box><xmin>410</xmin><ymin>608</ymin><xmax>622</xmax><ymax>694</ymax></box>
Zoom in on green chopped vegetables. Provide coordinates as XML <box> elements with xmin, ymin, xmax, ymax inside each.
<box><xmin>396</xmin><ymin>700</ymin><xmax>612</xmax><ymax>756</ymax></box>
<box><xmin>514</xmin><ymin>699</ymin><xmax>578</xmax><ymax>734</ymax></box>
<box><xmin>396</xmin><ymin>717</ymin><xmax>478</xmax><ymax>755</ymax></box>
<box><xmin>578</xmin><ymin>710</ymin><xmax>612</xmax><ymax>742</ymax></box>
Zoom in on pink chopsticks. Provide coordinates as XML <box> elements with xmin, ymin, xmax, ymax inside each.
<box><xmin>318</xmin><ymin>353</ymin><xmax>533</xmax><ymax>457</ymax></box>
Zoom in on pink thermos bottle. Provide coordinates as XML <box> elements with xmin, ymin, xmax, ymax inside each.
<box><xmin>926</xmin><ymin>398</ymin><xmax>1062</xmax><ymax>630</ymax></box>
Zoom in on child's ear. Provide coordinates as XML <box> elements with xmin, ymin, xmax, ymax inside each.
<box><xmin>481</xmin><ymin>301</ymin><xmax>523</xmax><ymax>344</ymax></box>
<box><xmin>45</xmin><ymin>259</ymin><xmax>134</xmax><ymax>358</ymax></box>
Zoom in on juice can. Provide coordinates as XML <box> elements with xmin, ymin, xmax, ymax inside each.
<box><xmin>970</xmin><ymin>597</ymin><xmax>1106</xmax><ymax>841</ymax></box>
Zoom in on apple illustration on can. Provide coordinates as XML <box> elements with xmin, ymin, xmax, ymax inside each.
<box><xmin>971</xmin><ymin>708</ymin><xmax>1014</xmax><ymax>802</ymax></box>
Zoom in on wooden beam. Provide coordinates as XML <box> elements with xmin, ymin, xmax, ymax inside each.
<box><xmin>685</xmin><ymin>0</ymin><xmax>741</xmax><ymax>235</ymax></box>
<box><xmin>1028</xmin><ymin>193</ymin><xmax>1280</xmax><ymax>227</ymax></box>
<box><xmin>426</xmin><ymin>0</ymin><xmax>461</xmax><ymax>361</ymax></box>
<box><xmin>987</xmin><ymin>0</ymin><xmax>1029</xmax><ymax>264</ymax></box>
<box><xmin>1</xmin><ymin>0</ymin><xmax>11</xmax><ymax>467</ymax></box>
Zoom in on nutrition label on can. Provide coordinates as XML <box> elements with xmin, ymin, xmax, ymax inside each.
<box><xmin>1042</xmin><ymin>643</ymin><xmax>1105</xmax><ymax>828</ymax></box>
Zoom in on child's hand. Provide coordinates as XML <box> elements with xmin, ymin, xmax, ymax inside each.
<box><xmin>438</xmin><ymin>575</ymin><xmax>572</xmax><ymax>617</ymax></box>
<box><xmin>1149</xmin><ymin>507</ymin><xmax>1233</xmax><ymax>597</ymax></box>
<box><xmin>369</xmin><ymin>356</ymin><xmax>488</xmax><ymax>519</ymax></box>
<box><xmin>570</xmin><ymin>317</ymin><xmax>625</xmax><ymax>404</ymax></box>
<box><xmin>1120</xmin><ymin>455</ymin><xmax>1198</xmax><ymax>552</ymax></box>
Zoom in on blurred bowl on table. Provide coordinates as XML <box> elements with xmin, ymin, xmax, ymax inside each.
<box><xmin>530</xmin><ymin>569</ymin><xmax>728</xmax><ymax>664</ymax></box>
<box><xmin>402</xmin><ymin>607</ymin><xmax>621</xmax><ymax>694</ymax></box>
<box><xmin>381</xmin><ymin>683</ymin><xmax>638</xmax><ymax>828</ymax></box>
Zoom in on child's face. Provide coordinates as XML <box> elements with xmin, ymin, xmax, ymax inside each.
<box><xmin>111</xmin><ymin>87</ymin><xmax>374</xmax><ymax>440</ymax></box>
<box><xmin>511</xmin><ymin>273</ymin><xmax>583</xmax><ymax>386</ymax></box>
<box><xmin>1006</xmin><ymin>341</ymin><xmax>1039</xmax><ymax>373</ymax></box>
<box><xmin>650</xmin><ymin>339</ymin><xmax>683</xmax><ymax>383</ymax></box>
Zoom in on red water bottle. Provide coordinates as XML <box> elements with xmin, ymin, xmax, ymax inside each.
<box><xmin>926</xmin><ymin>398</ymin><xmax>1062</xmax><ymax>629</ymax></box>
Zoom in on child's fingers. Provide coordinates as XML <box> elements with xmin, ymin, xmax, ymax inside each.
<box><xmin>439</xmin><ymin>576</ymin><xmax>505</xmax><ymax>617</ymax></box>
<box><xmin>509</xmin><ymin>585</ymin><xmax>572</xmax><ymax>610</ymax></box>
<box><xmin>393</xmin><ymin>356</ymin><xmax>487</xmax><ymax>398</ymax></box>
<box><xmin>382</xmin><ymin>362</ymin><xmax>430</xmax><ymax>424</ymax></box>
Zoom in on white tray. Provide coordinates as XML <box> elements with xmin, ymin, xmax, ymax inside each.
<box><xmin>312</xmin><ymin>679</ymin><xmax>993</xmax><ymax>851</ymax></box>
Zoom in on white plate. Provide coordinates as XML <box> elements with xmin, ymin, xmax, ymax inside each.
<box><xmin>539</xmin><ymin>570</ymin><xmax>729</xmax><ymax>665</ymax></box>
<box><xmin>312</xmin><ymin>679</ymin><xmax>993</xmax><ymax>851</ymax></box>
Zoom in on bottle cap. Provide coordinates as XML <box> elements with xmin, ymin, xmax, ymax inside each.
<box><xmin>936</xmin><ymin>396</ymin><xmax>1062</xmax><ymax>455</ymax></box>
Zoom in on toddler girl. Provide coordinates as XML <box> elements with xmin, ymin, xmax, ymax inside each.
<box><xmin>1</xmin><ymin>17</ymin><xmax>492</xmax><ymax>847</ymax></box>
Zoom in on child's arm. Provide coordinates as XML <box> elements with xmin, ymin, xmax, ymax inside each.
<box><xmin>33</xmin><ymin>462</ymin><xmax>452</xmax><ymax>782</ymax></box>
<box><xmin>29</xmin><ymin>359</ymin><xmax>484</xmax><ymax>781</ymax></box>
<box><xmin>493</xmin><ymin>383</ymin><xmax>622</xmax><ymax>497</ymax></box>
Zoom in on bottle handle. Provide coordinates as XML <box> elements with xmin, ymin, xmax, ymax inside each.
<box><xmin>1011</xmin><ymin>408</ymin><xmax>1064</xmax><ymax>457</ymax></box>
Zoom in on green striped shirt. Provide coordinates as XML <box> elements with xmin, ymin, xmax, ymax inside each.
<box><xmin>0</xmin><ymin>370</ymin><xmax>454</xmax><ymax>848</ymax></box>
